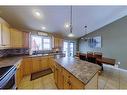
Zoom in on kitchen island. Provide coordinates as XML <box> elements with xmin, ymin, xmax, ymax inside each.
<box><xmin>53</xmin><ymin>57</ymin><xmax>101</xmax><ymax>89</ymax></box>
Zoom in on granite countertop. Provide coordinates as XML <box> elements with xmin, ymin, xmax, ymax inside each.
<box><xmin>0</xmin><ymin>53</ymin><xmax>63</xmax><ymax>68</ymax></box>
<box><xmin>54</xmin><ymin>57</ymin><xmax>101</xmax><ymax>84</ymax></box>
<box><xmin>0</xmin><ymin>56</ymin><xmax>23</xmax><ymax>68</ymax></box>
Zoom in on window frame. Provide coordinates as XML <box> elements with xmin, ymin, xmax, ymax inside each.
<box><xmin>31</xmin><ymin>35</ymin><xmax>52</xmax><ymax>51</ymax></box>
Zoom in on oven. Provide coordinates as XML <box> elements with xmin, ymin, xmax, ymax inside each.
<box><xmin>0</xmin><ymin>65</ymin><xmax>16</xmax><ymax>89</ymax></box>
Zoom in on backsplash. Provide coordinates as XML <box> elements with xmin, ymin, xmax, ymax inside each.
<box><xmin>0</xmin><ymin>48</ymin><xmax>29</xmax><ymax>57</ymax></box>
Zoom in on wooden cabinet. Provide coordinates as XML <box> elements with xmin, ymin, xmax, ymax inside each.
<box><xmin>31</xmin><ymin>57</ymin><xmax>41</xmax><ymax>73</ymax></box>
<box><xmin>40</xmin><ymin>56</ymin><xmax>49</xmax><ymax>70</ymax></box>
<box><xmin>49</xmin><ymin>57</ymin><xmax>55</xmax><ymax>72</ymax></box>
<box><xmin>10</xmin><ymin>28</ymin><xmax>23</xmax><ymax>48</ymax></box>
<box><xmin>63</xmin><ymin>75</ymin><xmax>71</xmax><ymax>89</ymax></box>
<box><xmin>62</xmin><ymin>68</ymin><xmax>85</xmax><ymax>89</ymax></box>
<box><xmin>15</xmin><ymin>60</ymin><xmax>24</xmax><ymax>88</ymax></box>
<box><xmin>52</xmin><ymin>60</ymin><xmax>85</xmax><ymax>89</ymax></box>
<box><xmin>70</xmin><ymin>75</ymin><xmax>85</xmax><ymax>89</ymax></box>
<box><xmin>0</xmin><ymin>17</ymin><xmax>29</xmax><ymax>49</ymax></box>
<box><xmin>22</xmin><ymin>57</ymin><xmax>32</xmax><ymax>76</ymax></box>
<box><xmin>54</xmin><ymin>37</ymin><xmax>63</xmax><ymax>48</ymax></box>
<box><xmin>31</xmin><ymin>56</ymin><xmax>50</xmax><ymax>73</ymax></box>
<box><xmin>54</xmin><ymin>61</ymin><xmax>64</xmax><ymax>89</ymax></box>
<box><xmin>57</xmin><ymin>65</ymin><xmax>64</xmax><ymax>89</ymax></box>
<box><xmin>23</xmin><ymin>32</ymin><xmax>29</xmax><ymax>48</ymax></box>
<box><xmin>0</xmin><ymin>23</ymin><xmax>10</xmax><ymax>48</ymax></box>
<box><xmin>0</xmin><ymin>23</ymin><xmax>2</xmax><ymax>47</ymax></box>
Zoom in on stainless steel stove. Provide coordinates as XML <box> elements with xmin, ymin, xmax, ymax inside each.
<box><xmin>0</xmin><ymin>65</ymin><xmax>16</xmax><ymax>89</ymax></box>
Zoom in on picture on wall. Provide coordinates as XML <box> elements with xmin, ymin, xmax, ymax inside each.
<box><xmin>88</xmin><ymin>36</ymin><xmax>101</xmax><ymax>48</ymax></box>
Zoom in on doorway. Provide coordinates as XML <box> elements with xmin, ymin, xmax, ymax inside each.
<box><xmin>63</xmin><ymin>41</ymin><xmax>74</xmax><ymax>57</ymax></box>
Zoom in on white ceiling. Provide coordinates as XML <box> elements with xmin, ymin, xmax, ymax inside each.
<box><xmin>0</xmin><ymin>6</ymin><xmax>127</xmax><ymax>39</ymax></box>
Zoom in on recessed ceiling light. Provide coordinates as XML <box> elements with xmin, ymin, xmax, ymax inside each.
<box><xmin>33</xmin><ymin>9</ymin><xmax>43</xmax><ymax>19</ymax></box>
<box><xmin>68</xmin><ymin>33</ymin><xmax>74</xmax><ymax>37</ymax></box>
<box><xmin>35</xmin><ymin>11</ymin><xmax>41</xmax><ymax>16</ymax></box>
<box><xmin>42</xmin><ymin>26</ymin><xmax>46</xmax><ymax>30</ymax></box>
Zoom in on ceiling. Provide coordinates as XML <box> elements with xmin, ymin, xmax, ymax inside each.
<box><xmin>0</xmin><ymin>6</ymin><xmax>127</xmax><ymax>39</ymax></box>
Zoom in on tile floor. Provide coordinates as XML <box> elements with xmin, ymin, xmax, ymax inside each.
<box><xmin>18</xmin><ymin>64</ymin><xmax>127</xmax><ymax>89</ymax></box>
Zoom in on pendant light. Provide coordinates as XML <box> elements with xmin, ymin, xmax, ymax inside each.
<box><xmin>68</xmin><ymin>6</ymin><xmax>74</xmax><ymax>37</ymax></box>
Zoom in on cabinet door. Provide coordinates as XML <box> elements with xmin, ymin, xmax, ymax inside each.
<box><xmin>1</xmin><ymin>24</ymin><xmax>10</xmax><ymax>47</ymax></box>
<box><xmin>23</xmin><ymin>32</ymin><xmax>29</xmax><ymax>48</ymax></box>
<box><xmin>0</xmin><ymin>24</ymin><xmax>2</xmax><ymax>46</ymax></box>
<box><xmin>63</xmin><ymin>75</ymin><xmax>71</xmax><ymax>89</ymax></box>
<box><xmin>49</xmin><ymin>57</ymin><xmax>55</xmax><ymax>72</ymax></box>
<box><xmin>70</xmin><ymin>75</ymin><xmax>85</xmax><ymax>89</ymax></box>
<box><xmin>22</xmin><ymin>58</ymin><xmax>32</xmax><ymax>76</ymax></box>
<box><xmin>31</xmin><ymin>57</ymin><xmax>41</xmax><ymax>73</ymax></box>
<box><xmin>40</xmin><ymin>57</ymin><xmax>49</xmax><ymax>70</ymax></box>
<box><xmin>15</xmin><ymin>61</ymin><xmax>23</xmax><ymax>88</ymax></box>
<box><xmin>54</xmin><ymin>37</ymin><xmax>59</xmax><ymax>48</ymax></box>
<box><xmin>57</xmin><ymin>65</ymin><xmax>64</xmax><ymax>89</ymax></box>
<box><xmin>10</xmin><ymin>28</ymin><xmax>23</xmax><ymax>48</ymax></box>
<box><xmin>54</xmin><ymin>65</ymin><xmax>58</xmax><ymax>85</ymax></box>
<box><xmin>59</xmin><ymin>38</ymin><xmax>63</xmax><ymax>48</ymax></box>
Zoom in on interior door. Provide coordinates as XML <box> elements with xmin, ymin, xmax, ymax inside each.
<box><xmin>63</xmin><ymin>41</ymin><xmax>68</xmax><ymax>57</ymax></box>
<box><xmin>63</xmin><ymin>41</ymin><xmax>74</xmax><ymax>57</ymax></box>
<box><xmin>69</xmin><ymin>42</ymin><xmax>74</xmax><ymax>57</ymax></box>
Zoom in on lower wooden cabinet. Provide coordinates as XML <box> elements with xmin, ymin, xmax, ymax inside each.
<box><xmin>15</xmin><ymin>60</ymin><xmax>24</xmax><ymax>88</ymax></box>
<box><xmin>54</xmin><ymin>62</ymin><xmax>64</xmax><ymax>89</ymax></box>
<box><xmin>15</xmin><ymin>56</ymin><xmax>51</xmax><ymax>88</ymax></box>
<box><xmin>62</xmin><ymin>68</ymin><xmax>85</xmax><ymax>89</ymax></box>
<box><xmin>41</xmin><ymin>57</ymin><xmax>49</xmax><ymax>70</ymax></box>
<box><xmin>22</xmin><ymin>56</ymin><xmax>50</xmax><ymax>74</ymax></box>
<box><xmin>49</xmin><ymin>57</ymin><xmax>55</xmax><ymax>72</ymax></box>
<box><xmin>53</xmin><ymin>61</ymin><xmax>85</xmax><ymax>89</ymax></box>
<box><xmin>22</xmin><ymin>57</ymin><xmax>32</xmax><ymax>76</ymax></box>
<box><xmin>63</xmin><ymin>75</ymin><xmax>71</xmax><ymax>89</ymax></box>
<box><xmin>31</xmin><ymin>57</ymin><xmax>41</xmax><ymax>73</ymax></box>
<box><xmin>15</xmin><ymin>56</ymin><xmax>98</xmax><ymax>89</ymax></box>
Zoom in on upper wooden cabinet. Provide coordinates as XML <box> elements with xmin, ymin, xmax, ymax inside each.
<box><xmin>0</xmin><ymin>17</ymin><xmax>29</xmax><ymax>49</ymax></box>
<box><xmin>10</xmin><ymin>28</ymin><xmax>23</xmax><ymax>48</ymax></box>
<box><xmin>10</xmin><ymin>28</ymin><xmax>29</xmax><ymax>48</ymax></box>
<box><xmin>0</xmin><ymin>23</ymin><xmax>2</xmax><ymax>47</ymax></box>
<box><xmin>54</xmin><ymin>37</ymin><xmax>63</xmax><ymax>48</ymax></box>
<box><xmin>23</xmin><ymin>32</ymin><xmax>29</xmax><ymax>48</ymax></box>
<box><xmin>0</xmin><ymin>23</ymin><xmax>10</xmax><ymax>48</ymax></box>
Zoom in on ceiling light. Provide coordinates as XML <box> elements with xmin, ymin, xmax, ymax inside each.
<box><xmin>35</xmin><ymin>11</ymin><xmax>41</xmax><ymax>16</ymax></box>
<box><xmin>42</xmin><ymin>26</ymin><xmax>46</xmax><ymax>30</ymax></box>
<box><xmin>33</xmin><ymin>9</ymin><xmax>43</xmax><ymax>19</ymax></box>
<box><xmin>65</xmin><ymin>24</ymin><xmax>70</xmax><ymax>28</ymax></box>
<box><xmin>68</xmin><ymin>33</ymin><xmax>74</xmax><ymax>37</ymax></box>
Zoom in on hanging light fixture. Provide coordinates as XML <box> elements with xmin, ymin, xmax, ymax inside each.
<box><xmin>68</xmin><ymin>6</ymin><xmax>74</xmax><ymax>37</ymax></box>
<box><xmin>84</xmin><ymin>25</ymin><xmax>90</xmax><ymax>41</ymax></box>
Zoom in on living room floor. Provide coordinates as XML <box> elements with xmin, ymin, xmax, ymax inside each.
<box><xmin>18</xmin><ymin>64</ymin><xmax>127</xmax><ymax>89</ymax></box>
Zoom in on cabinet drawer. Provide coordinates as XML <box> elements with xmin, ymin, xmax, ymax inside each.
<box><xmin>63</xmin><ymin>68</ymin><xmax>71</xmax><ymax>78</ymax></box>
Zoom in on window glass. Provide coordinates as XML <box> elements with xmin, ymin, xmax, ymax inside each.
<box><xmin>31</xmin><ymin>35</ymin><xmax>51</xmax><ymax>51</ymax></box>
<box><xmin>31</xmin><ymin>36</ymin><xmax>42</xmax><ymax>51</ymax></box>
<box><xmin>43</xmin><ymin>38</ymin><xmax>51</xmax><ymax>50</ymax></box>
